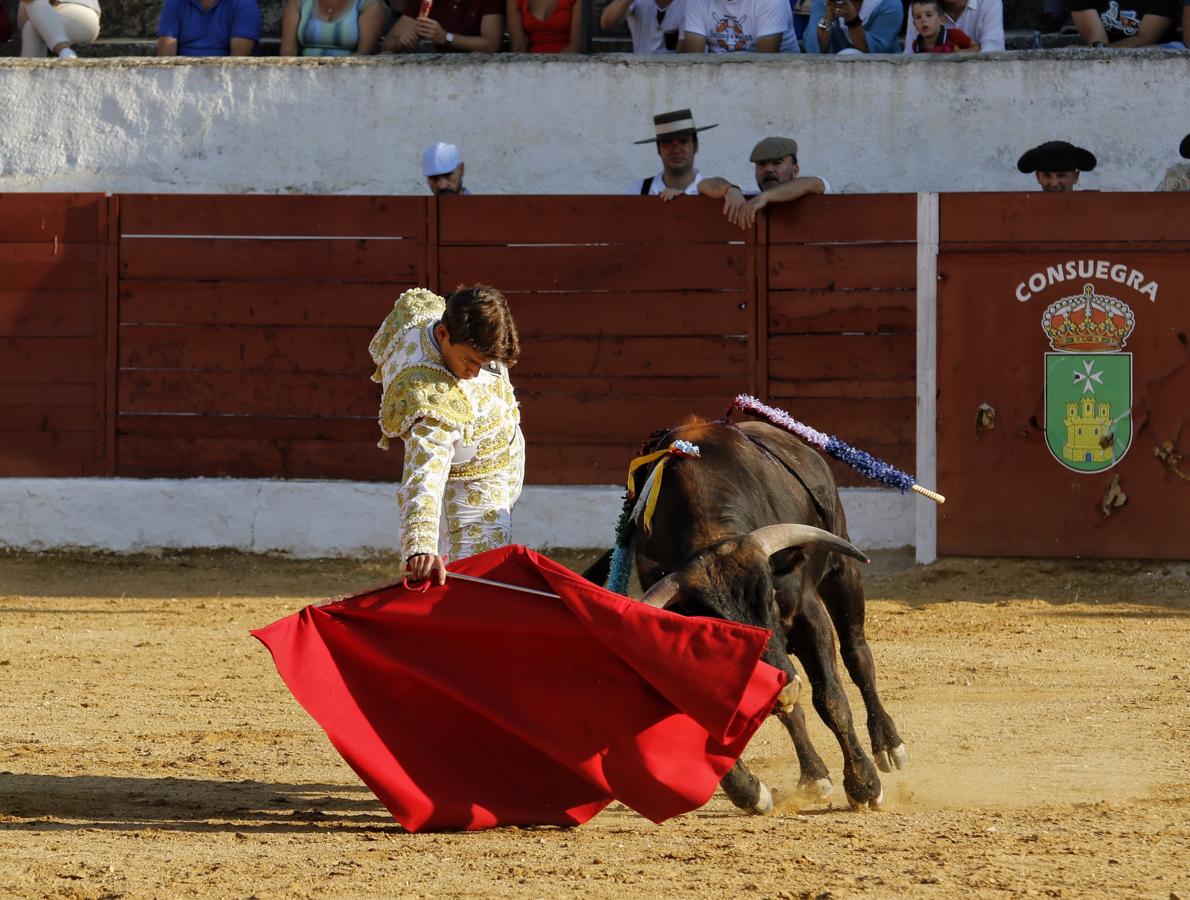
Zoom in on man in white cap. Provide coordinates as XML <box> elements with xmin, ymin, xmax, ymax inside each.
<box><xmin>423</xmin><ymin>143</ymin><xmax>469</xmax><ymax>196</ymax></box>
<box><xmin>630</xmin><ymin>108</ymin><xmax>717</xmax><ymax>197</ymax></box>
<box><xmin>695</xmin><ymin>135</ymin><xmax>828</xmax><ymax>228</ymax></box>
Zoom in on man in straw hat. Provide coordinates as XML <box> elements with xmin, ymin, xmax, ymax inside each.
<box><xmin>1017</xmin><ymin>141</ymin><xmax>1097</xmax><ymax>193</ymax></box>
<box><xmin>694</xmin><ymin>135</ymin><xmax>829</xmax><ymax>228</ymax></box>
<box><xmin>630</xmin><ymin>108</ymin><xmax>717</xmax><ymax>197</ymax></box>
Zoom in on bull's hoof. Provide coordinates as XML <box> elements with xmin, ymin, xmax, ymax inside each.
<box><xmin>874</xmin><ymin>743</ymin><xmax>910</xmax><ymax>773</ymax></box>
<box><xmin>748</xmin><ymin>782</ymin><xmax>774</xmax><ymax>815</ymax></box>
<box><xmin>796</xmin><ymin>776</ymin><xmax>833</xmax><ymax>801</ymax></box>
<box><xmin>847</xmin><ymin>786</ymin><xmax>884</xmax><ymax>811</ymax></box>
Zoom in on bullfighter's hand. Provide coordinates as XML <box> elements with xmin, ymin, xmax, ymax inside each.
<box><xmin>407</xmin><ymin>553</ymin><xmax>447</xmax><ymax>585</ymax></box>
<box><xmin>416</xmin><ymin>16</ymin><xmax>447</xmax><ymax>44</ymax></box>
<box><xmin>659</xmin><ymin>187</ymin><xmax>684</xmax><ymax>202</ymax></box>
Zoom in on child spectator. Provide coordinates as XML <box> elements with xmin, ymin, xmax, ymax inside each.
<box><xmin>909</xmin><ymin>0</ymin><xmax>977</xmax><ymax>50</ymax></box>
<box><xmin>902</xmin><ymin>0</ymin><xmax>1004</xmax><ymax>53</ymax></box>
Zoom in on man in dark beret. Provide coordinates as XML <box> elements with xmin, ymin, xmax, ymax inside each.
<box><xmin>1017</xmin><ymin>141</ymin><xmax>1098</xmax><ymax>192</ymax></box>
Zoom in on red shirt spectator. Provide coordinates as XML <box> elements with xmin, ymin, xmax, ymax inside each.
<box><xmin>508</xmin><ymin>0</ymin><xmax>581</xmax><ymax>51</ymax></box>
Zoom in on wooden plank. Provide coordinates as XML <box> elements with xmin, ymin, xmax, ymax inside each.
<box><xmin>440</xmin><ymin>244</ymin><xmax>747</xmax><ymax>292</ymax></box>
<box><xmin>768</xmin><ymin>194</ymin><xmax>917</xmax><ymax>244</ymax></box>
<box><xmin>941</xmin><ymin>192</ymin><xmax>1190</xmax><ymax>244</ymax></box>
<box><xmin>118</xmin><ymin>414</ymin><xmax>377</xmax><ymax>442</ymax></box>
<box><xmin>119</xmin><ymin>238</ymin><xmax>420</xmax><ymax>281</ymax></box>
<box><xmin>0</xmin><ymin>194</ymin><xmax>103</xmax><ymax>242</ymax></box>
<box><xmin>525</xmin><ymin>442</ymin><xmax>644</xmax><ymax>486</ymax></box>
<box><xmin>0</xmin><ymin>244</ymin><xmax>101</xmax><ymax>290</ymax></box>
<box><xmin>506</xmin><ymin>291</ymin><xmax>749</xmax><ymax>337</ymax></box>
<box><xmin>768</xmin><ymin>290</ymin><xmax>915</xmax><ymax>335</ymax></box>
<box><xmin>103</xmin><ymin>194</ymin><xmax>118</xmax><ymax>475</ymax></box>
<box><xmin>118</xmin><ymin>371</ymin><xmax>375</xmax><ymax>417</ymax></box>
<box><xmin>120</xmin><ymin>281</ymin><xmax>411</xmax><ymax>327</ymax></box>
<box><xmin>753</xmin><ymin>209</ymin><xmax>767</xmax><ymax>400</ymax></box>
<box><xmin>117</xmin><ymin>436</ymin><xmax>286</xmax><ymax>478</ymax></box>
<box><xmin>0</xmin><ymin>291</ymin><xmax>97</xmax><ymax>336</ymax></box>
<box><xmin>514</xmin><ymin>374</ymin><xmax>744</xmax><ymax>398</ymax></box>
<box><xmin>769</xmin><ymin>377</ymin><xmax>916</xmax><ymax>400</ymax></box>
<box><xmin>516</xmin><ymin>336</ymin><xmax>748</xmax><ymax>378</ymax></box>
<box><xmin>768</xmin><ymin>334</ymin><xmax>915</xmax><ymax>381</ymax></box>
<box><xmin>768</xmin><ymin>244</ymin><xmax>916</xmax><ymax>291</ymax></box>
<box><xmin>0</xmin><ymin>432</ymin><xmax>94</xmax><ymax>476</ymax></box>
<box><xmin>520</xmin><ymin>393</ymin><xmax>739</xmax><ymax>443</ymax></box>
<box><xmin>2</xmin><ymin>383</ymin><xmax>96</xmax><ymax>405</ymax></box>
<box><xmin>0</xmin><ymin>405</ymin><xmax>95</xmax><ymax>432</ymax></box>
<box><xmin>119</xmin><ymin>325</ymin><xmax>375</xmax><ymax>373</ymax></box>
<box><xmin>437</xmin><ymin>195</ymin><xmax>745</xmax><ymax>245</ymax></box>
<box><xmin>118</xmin><ymin>194</ymin><xmax>424</xmax><ymax>238</ymax></box>
<box><xmin>0</xmin><ymin>337</ymin><xmax>95</xmax><ymax>383</ymax></box>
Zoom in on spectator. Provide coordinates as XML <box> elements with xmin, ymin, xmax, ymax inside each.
<box><xmin>631</xmin><ymin>108</ymin><xmax>717</xmax><ymax>196</ymax></box>
<box><xmin>423</xmin><ymin>143</ymin><xmax>470</xmax><ymax>195</ymax></box>
<box><xmin>17</xmin><ymin>0</ymin><xmax>99</xmax><ymax>58</ymax></box>
<box><xmin>1156</xmin><ymin>133</ymin><xmax>1190</xmax><ymax>191</ymax></box>
<box><xmin>383</xmin><ymin>0</ymin><xmax>503</xmax><ymax>52</ymax></box>
<box><xmin>507</xmin><ymin>0</ymin><xmax>581</xmax><ymax>52</ymax></box>
<box><xmin>0</xmin><ymin>0</ymin><xmax>12</xmax><ymax>43</ymax></box>
<box><xmin>1071</xmin><ymin>0</ymin><xmax>1179</xmax><ymax>46</ymax></box>
<box><xmin>903</xmin><ymin>0</ymin><xmax>1003</xmax><ymax>51</ymax></box>
<box><xmin>157</xmin><ymin>0</ymin><xmax>262</xmax><ymax>56</ymax></box>
<box><xmin>682</xmin><ymin>0</ymin><xmax>798</xmax><ymax>51</ymax></box>
<box><xmin>695</xmin><ymin>136</ymin><xmax>828</xmax><ymax>229</ymax></box>
<box><xmin>907</xmin><ymin>0</ymin><xmax>977</xmax><ymax>50</ymax></box>
<box><xmin>600</xmin><ymin>0</ymin><xmax>686</xmax><ymax>52</ymax></box>
<box><xmin>281</xmin><ymin>0</ymin><xmax>384</xmax><ymax>55</ymax></box>
<box><xmin>1017</xmin><ymin>141</ymin><xmax>1096</xmax><ymax>192</ymax></box>
<box><xmin>805</xmin><ymin>0</ymin><xmax>901</xmax><ymax>53</ymax></box>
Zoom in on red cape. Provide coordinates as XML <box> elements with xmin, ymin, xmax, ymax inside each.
<box><xmin>252</xmin><ymin>545</ymin><xmax>784</xmax><ymax>832</ymax></box>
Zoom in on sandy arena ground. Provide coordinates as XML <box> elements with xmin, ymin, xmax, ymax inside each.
<box><xmin>1</xmin><ymin>549</ymin><xmax>1188</xmax><ymax>899</ymax></box>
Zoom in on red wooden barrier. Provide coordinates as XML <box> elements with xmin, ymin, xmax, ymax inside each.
<box><xmin>0</xmin><ymin>194</ymin><xmax>110</xmax><ymax>476</ymax></box>
<box><xmin>937</xmin><ymin>193</ymin><xmax>1190</xmax><ymax>559</ymax></box>
<box><xmin>115</xmin><ymin>194</ymin><xmax>428</xmax><ymax>481</ymax></box>
<box><xmin>765</xmin><ymin>195</ymin><xmax>917</xmax><ymax>487</ymax></box>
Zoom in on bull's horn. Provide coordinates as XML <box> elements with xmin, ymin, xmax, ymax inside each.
<box><xmin>639</xmin><ymin>571</ymin><xmax>682</xmax><ymax>609</ymax></box>
<box><xmin>749</xmin><ymin>524</ymin><xmax>869</xmax><ymax>564</ymax></box>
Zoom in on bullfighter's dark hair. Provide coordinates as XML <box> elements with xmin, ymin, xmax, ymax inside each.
<box><xmin>442</xmin><ymin>284</ymin><xmax>520</xmax><ymax>366</ymax></box>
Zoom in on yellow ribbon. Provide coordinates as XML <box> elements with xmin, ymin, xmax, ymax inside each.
<box><xmin>625</xmin><ymin>441</ymin><xmax>700</xmax><ymax>535</ymax></box>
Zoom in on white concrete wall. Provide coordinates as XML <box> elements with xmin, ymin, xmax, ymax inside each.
<box><xmin>0</xmin><ymin>480</ymin><xmax>916</xmax><ymax>557</ymax></box>
<box><xmin>1</xmin><ymin>52</ymin><xmax>1188</xmax><ymax>196</ymax></box>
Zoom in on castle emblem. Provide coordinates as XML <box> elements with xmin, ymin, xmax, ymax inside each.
<box><xmin>1042</xmin><ymin>283</ymin><xmax>1134</xmax><ymax>473</ymax></box>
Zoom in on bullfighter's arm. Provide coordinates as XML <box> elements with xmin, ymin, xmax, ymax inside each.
<box><xmin>396</xmin><ymin>418</ymin><xmax>458</xmax><ymax>563</ymax></box>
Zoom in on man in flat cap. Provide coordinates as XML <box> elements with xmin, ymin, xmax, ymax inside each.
<box><xmin>631</xmin><ymin>109</ymin><xmax>717</xmax><ymax>196</ymax></box>
<box><xmin>693</xmin><ymin>136</ymin><xmax>828</xmax><ymax>228</ymax></box>
<box><xmin>1017</xmin><ymin>141</ymin><xmax>1097</xmax><ymax>193</ymax></box>
<box><xmin>423</xmin><ymin>143</ymin><xmax>470</xmax><ymax>196</ymax></box>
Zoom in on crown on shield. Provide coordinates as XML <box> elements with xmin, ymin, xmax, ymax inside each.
<box><xmin>1041</xmin><ymin>284</ymin><xmax>1135</xmax><ymax>352</ymax></box>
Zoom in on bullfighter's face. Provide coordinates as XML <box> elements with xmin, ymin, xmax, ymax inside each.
<box><xmin>435</xmin><ymin>323</ymin><xmax>490</xmax><ymax>380</ymax></box>
<box><xmin>1036</xmin><ymin>170</ymin><xmax>1079</xmax><ymax>192</ymax></box>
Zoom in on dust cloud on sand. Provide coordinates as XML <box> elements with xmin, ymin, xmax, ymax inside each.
<box><xmin>0</xmin><ymin>549</ymin><xmax>1187</xmax><ymax>898</ymax></box>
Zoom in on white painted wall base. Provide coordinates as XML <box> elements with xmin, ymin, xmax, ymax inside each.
<box><xmin>0</xmin><ymin>479</ymin><xmax>916</xmax><ymax>558</ymax></box>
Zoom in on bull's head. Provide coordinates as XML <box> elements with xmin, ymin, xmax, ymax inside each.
<box><xmin>637</xmin><ymin>524</ymin><xmax>868</xmax><ymax>629</ymax></box>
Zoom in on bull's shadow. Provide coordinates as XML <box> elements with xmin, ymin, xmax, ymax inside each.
<box><xmin>0</xmin><ymin>772</ymin><xmax>399</xmax><ymax>834</ymax></box>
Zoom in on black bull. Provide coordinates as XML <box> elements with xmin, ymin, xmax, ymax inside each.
<box><xmin>585</xmin><ymin>418</ymin><xmax>908</xmax><ymax>813</ymax></box>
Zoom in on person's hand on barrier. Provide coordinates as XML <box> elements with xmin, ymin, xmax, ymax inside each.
<box><xmin>384</xmin><ymin>15</ymin><xmax>419</xmax><ymax>51</ymax></box>
<box><xmin>731</xmin><ymin>193</ymin><xmax>767</xmax><ymax>229</ymax></box>
<box><xmin>659</xmin><ymin>187</ymin><xmax>684</xmax><ymax>202</ymax></box>
<box><xmin>407</xmin><ymin>553</ymin><xmax>447</xmax><ymax>586</ymax></box>
<box><xmin>416</xmin><ymin>16</ymin><xmax>447</xmax><ymax>45</ymax></box>
<box><xmin>722</xmin><ymin>185</ymin><xmax>748</xmax><ymax>227</ymax></box>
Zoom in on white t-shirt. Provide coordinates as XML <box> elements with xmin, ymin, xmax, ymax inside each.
<box><xmin>629</xmin><ymin>170</ymin><xmax>705</xmax><ymax>195</ymax></box>
<box><xmin>625</xmin><ymin>0</ymin><xmax>688</xmax><ymax>52</ymax></box>
<box><xmin>684</xmin><ymin>0</ymin><xmax>794</xmax><ymax>52</ymax></box>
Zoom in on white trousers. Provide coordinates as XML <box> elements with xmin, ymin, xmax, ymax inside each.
<box><xmin>20</xmin><ymin>0</ymin><xmax>100</xmax><ymax>56</ymax></box>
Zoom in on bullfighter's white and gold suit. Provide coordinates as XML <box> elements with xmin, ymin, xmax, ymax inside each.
<box><xmin>369</xmin><ymin>288</ymin><xmax>524</xmax><ymax>563</ymax></box>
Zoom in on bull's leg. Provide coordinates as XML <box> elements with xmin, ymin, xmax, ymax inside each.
<box><xmin>819</xmin><ymin>558</ymin><xmax>908</xmax><ymax>773</ymax></box>
<box><xmin>580</xmin><ymin>549</ymin><xmax>614</xmax><ymax>587</ymax></box>
<box><xmin>775</xmin><ymin>702</ymin><xmax>832</xmax><ymax>800</ymax></box>
<box><xmin>719</xmin><ymin>760</ymin><xmax>774</xmax><ymax>815</ymax></box>
<box><xmin>788</xmin><ymin>596</ymin><xmax>883</xmax><ymax>810</ymax></box>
